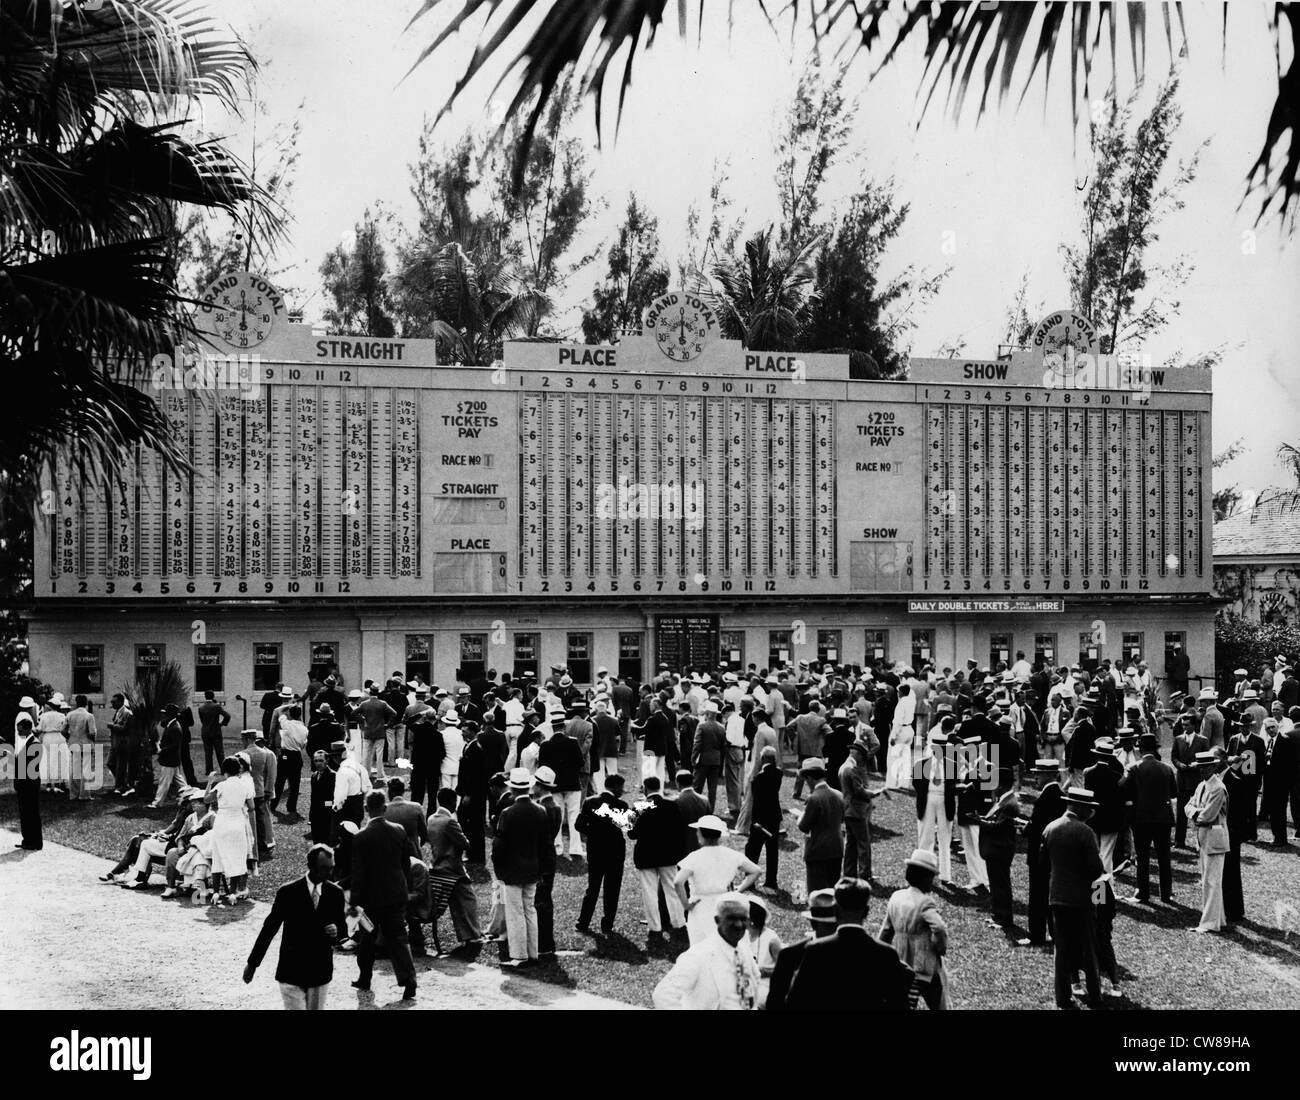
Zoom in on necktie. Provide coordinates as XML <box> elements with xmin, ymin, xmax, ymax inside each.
<box><xmin>311</xmin><ymin>883</ymin><xmax>319</xmax><ymax>909</ymax></box>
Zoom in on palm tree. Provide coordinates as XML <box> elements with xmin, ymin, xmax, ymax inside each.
<box><xmin>706</xmin><ymin>228</ymin><xmax>818</xmax><ymax>351</ymax></box>
<box><xmin>408</xmin><ymin>2</ymin><xmax>1299</xmax><ymax>227</ymax></box>
<box><xmin>125</xmin><ymin>659</ymin><xmax>190</xmax><ymax>763</ymax></box>
<box><xmin>1278</xmin><ymin>442</ymin><xmax>1300</xmax><ymax>485</ymax></box>
<box><xmin>1</xmin><ymin>0</ymin><xmax>277</xmax><ymax>510</ymax></box>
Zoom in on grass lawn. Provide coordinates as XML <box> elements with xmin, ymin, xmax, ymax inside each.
<box><xmin>3</xmin><ymin>743</ymin><xmax>1299</xmax><ymax>1010</ymax></box>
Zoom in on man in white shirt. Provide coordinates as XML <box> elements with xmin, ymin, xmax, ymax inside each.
<box><xmin>64</xmin><ymin>695</ymin><xmax>98</xmax><ymax>801</ymax></box>
<box><xmin>272</xmin><ymin>706</ymin><xmax>310</xmax><ymax>815</ymax></box>
<box><xmin>332</xmin><ymin>744</ymin><xmax>372</xmax><ymax>837</ymax></box>
<box><xmin>722</xmin><ymin>674</ymin><xmax>744</xmax><ymax>711</ymax></box>
<box><xmin>651</xmin><ymin>894</ymin><xmax>759</xmax><ymax>1009</ymax></box>
<box><xmin>502</xmin><ymin>688</ymin><xmax>526</xmax><ymax>761</ymax></box>
<box><xmin>1010</xmin><ymin>651</ymin><xmax>1033</xmax><ymax>683</ymax></box>
<box><xmin>724</xmin><ymin>699</ymin><xmax>750</xmax><ymax>819</ymax></box>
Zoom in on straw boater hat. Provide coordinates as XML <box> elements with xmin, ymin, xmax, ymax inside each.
<box><xmin>1194</xmin><ymin>750</ymin><xmax>1220</xmax><ymax>766</ymax></box>
<box><xmin>507</xmin><ymin>767</ymin><xmax>532</xmax><ymax>790</ymax></box>
<box><xmin>1034</xmin><ymin>758</ymin><xmax>1060</xmax><ymax>772</ymax></box>
<box><xmin>278</xmin><ymin>686</ymin><xmax>294</xmax><ymax>699</ymax></box>
<box><xmin>1234</xmin><ymin>668</ymin><xmax>1248</xmax><ymax>677</ymax></box>
<box><xmin>1063</xmin><ymin>786</ymin><xmax>1098</xmax><ymax>808</ymax></box>
<box><xmin>1091</xmin><ymin>737</ymin><xmax>1116</xmax><ymax>757</ymax></box>
<box><xmin>1242</xmin><ymin>689</ymin><xmax>1259</xmax><ymax>701</ymax></box>
<box><xmin>532</xmin><ymin>765</ymin><xmax>557</xmax><ymax>789</ymax></box>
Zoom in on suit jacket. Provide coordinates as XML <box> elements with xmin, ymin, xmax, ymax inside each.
<box><xmin>1228</xmin><ymin>732</ymin><xmax>1266</xmax><ymax>796</ymax></box>
<box><xmin>1064</xmin><ymin>718</ymin><xmax>1097</xmax><ymax>770</ymax></box>
<box><xmin>797</xmin><ymin>782</ymin><xmax>845</xmax><ymax>862</ymax></box>
<box><xmin>838</xmin><ymin>755</ymin><xmax>874</xmax><ymax>820</ymax></box>
<box><xmin>1171</xmin><ymin>732</ymin><xmax>1209</xmax><ymax>794</ymax></box>
<box><xmin>426</xmin><ymin>808</ymin><xmax>471</xmax><ymax>877</ymax></box>
<box><xmin>1024</xmin><ymin>783</ymin><xmax>1065</xmax><ymax>867</ymax></box>
<box><xmin>692</xmin><ymin>719</ymin><xmax>726</xmax><ymax>767</ymax></box>
<box><xmin>350</xmin><ymin>818</ymin><xmax>412</xmax><ymax>911</ymax></box>
<box><xmin>492</xmin><ymin>793</ymin><xmax>551</xmax><ymax>885</ymax></box>
<box><xmin>537</xmin><ymin>734</ymin><xmax>583</xmax><ymax>792</ymax></box>
<box><xmin>630</xmin><ymin>793</ymin><xmax>685</xmax><ymax>869</ymax></box>
<box><xmin>1083</xmin><ymin>759</ymin><xmax>1124</xmax><ymax>834</ymax></box>
<box><xmin>384</xmin><ymin>798</ymin><xmax>428</xmax><ymax>857</ymax></box>
<box><xmin>593</xmin><ymin>713</ymin><xmax>621</xmax><ymax>758</ymax></box>
<box><xmin>751</xmin><ymin>763</ymin><xmax>784</xmax><ymax>835</ymax></box>
<box><xmin>1119</xmin><ymin>755</ymin><xmax>1177</xmax><ymax>825</ymax></box>
<box><xmin>537</xmin><ymin>795</ymin><xmax>562</xmax><ymax>875</ymax></box>
<box><xmin>576</xmin><ymin>792</ymin><xmax>628</xmax><ymax>858</ymax></box>
<box><xmin>247</xmin><ymin>876</ymin><xmax>346</xmax><ymax>989</ymax></box>
<box><xmin>1040</xmin><ymin>812</ymin><xmax>1104</xmax><ymax>907</ymax></box>
<box><xmin>643</xmin><ymin>711</ymin><xmax>674</xmax><ymax>756</ymax></box>
<box><xmin>783</xmin><ymin>925</ymin><xmax>914</xmax><ymax>1011</ymax></box>
<box><xmin>673</xmin><ymin>787</ymin><xmax>709</xmax><ymax>853</ymax></box>
<box><xmin>246</xmin><ymin>742</ymin><xmax>277</xmax><ymax>798</ymax></box>
<box><xmin>766</xmin><ymin>935</ymin><xmax>814</xmax><ymax>1011</ymax></box>
<box><xmin>913</xmin><ymin>752</ymin><xmax>958</xmax><ymax>822</ymax></box>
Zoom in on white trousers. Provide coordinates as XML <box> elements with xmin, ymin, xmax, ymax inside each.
<box><xmin>958</xmin><ymin>824</ymin><xmax>988</xmax><ymax>887</ymax></box>
<box><xmin>134</xmin><ymin>836</ymin><xmax>169</xmax><ymax>878</ymax></box>
<box><xmin>641</xmin><ymin>752</ymin><xmax>666</xmax><ymax>785</ymax></box>
<box><xmin>279</xmin><ymin>983</ymin><xmax>328</xmax><ymax>1010</ymax></box>
<box><xmin>503</xmin><ymin>883</ymin><xmax>539</xmax><ymax>960</ymax></box>
<box><xmin>918</xmin><ymin>791</ymin><xmax>953</xmax><ymax>882</ymax></box>
<box><xmin>639</xmin><ymin>867</ymin><xmax>686</xmax><ymax>932</ymax></box>
<box><xmin>362</xmin><ymin>738</ymin><xmax>386</xmax><ymax>775</ymax></box>
<box><xmin>1197</xmin><ymin>844</ymin><xmax>1226</xmax><ymax>932</ymax></box>
<box><xmin>554</xmin><ymin>789</ymin><xmax>584</xmax><ymax>856</ymax></box>
<box><xmin>595</xmin><ymin>757</ymin><xmax>620</xmax><ymax>794</ymax></box>
<box><xmin>1098</xmin><ymin>832</ymin><xmax>1118</xmax><ymax>873</ymax></box>
<box><xmin>885</xmin><ymin>731</ymin><xmax>914</xmax><ymax>789</ymax></box>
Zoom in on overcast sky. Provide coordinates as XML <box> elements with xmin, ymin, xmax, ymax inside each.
<box><xmin>200</xmin><ymin>1</ymin><xmax>1299</xmax><ymax>502</ymax></box>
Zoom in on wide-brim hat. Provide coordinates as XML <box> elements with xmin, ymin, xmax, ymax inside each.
<box><xmin>570</xmin><ymin>699</ymin><xmax>588</xmax><ymax>712</ymax></box>
<box><xmin>18</xmin><ymin>695</ymin><xmax>36</xmax><ymax>709</ymax></box>
<box><xmin>1092</xmin><ymin>738</ymin><xmax>1116</xmax><ymax>756</ymax></box>
<box><xmin>1194</xmin><ymin>750</ymin><xmax>1221</xmax><ymax>765</ymax></box>
<box><xmin>905</xmin><ymin>848</ymin><xmax>940</xmax><ymax>874</ymax></box>
<box><xmin>798</xmin><ymin>757</ymin><xmax>827</xmax><ymax>775</ymax></box>
<box><xmin>347</xmin><ymin>689</ymin><xmax>363</xmax><ymax>700</ymax></box>
<box><xmin>802</xmin><ymin>888</ymin><xmax>838</xmax><ymax>922</ymax></box>
<box><xmin>695</xmin><ymin>814</ymin><xmax>728</xmax><ymax>836</ymax></box>
<box><xmin>49</xmin><ymin>692</ymin><xmax>66</xmax><ymax>705</ymax></box>
<box><xmin>434</xmin><ymin>688</ymin><xmax>449</xmax><ymax>698</ymax></box>
<box><xmin>1033</xmin><ymin>758</ymin><xmax>1060</xmax><ymax>771</ymax></box>
<box><xmin>1063</xmin><ymin>786</ymin><xmax>1097</xmax><ymax>807</ymax></box>
<box><xmin>507</xmin><ymin>767</ymin><xmax>532</xmax><ymax>790</ymax></box>
<box><xmin>533</xmin><ymin>765</ymin><xmax>557</xmax><ymax>788</ymax></box>
<box><xmin>278</xmin><ymin>687</ymin><xmax>294</xmax><ymax>699</ymax></box>
<box><xmin>1242</xmin><ymin>689</ymin><xmax>1259</xmax><ymax>700</ymax></box>
<box><xmin>1234</xmin><ymin>669</ymin><xmax>1248</xmax><ymax>677</ymax></box>
<box><xmin>442</xmin><ymin>712</ymin><xmax>461</xmax><ymax>726</ymax></box>
<box><xmin>559</xmin><ymin>675</ymin><xmax>574</xmax><ymax>688</ymax></box>
<box><xmin>1115</xmin><ymin>727</ymin><xmax>1137</xmax><ymax>742</ymax></box>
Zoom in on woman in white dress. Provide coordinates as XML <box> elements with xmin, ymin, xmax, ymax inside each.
<box><xmin>886</xmin><ymin>683</ymin><xmax>916</xmax><ymax>790</ymax></box>
<box><xmin>204</xmin><ymin>758</ymin><xmax>254</xmax><ymax>904</ymax></box>
<box><xmin>673</xmin><ymin>815</ymin><xmax>760</xmax><ymax>944</ymax></box>
<box><xmin>744</xmin><ymin>895</ymin><xmax>784</xmax><ymax>1008</ymax></box>
<box><xmin>38</xmin><ymin>699</ymin><xmax>69</xmax><ymax>793</ymax></box>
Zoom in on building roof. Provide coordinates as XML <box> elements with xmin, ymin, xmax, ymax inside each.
<box><xmin>1214</xmin><ymin>488</ymin><xmax>1300</xmax><ymax>559</ymax></box>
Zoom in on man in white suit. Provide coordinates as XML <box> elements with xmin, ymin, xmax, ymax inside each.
<box><xmin>651</xmin><ymin>894</ymin><xmax>759</xmax><ymax>1010</ymax></box>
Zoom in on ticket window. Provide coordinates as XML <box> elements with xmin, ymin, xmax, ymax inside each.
<box><xmin>459</xmin><ymin>634</ymin><xmax>487</xmax><ymax>684</ymax></box>
<box><xmin>720</xmin><ymin>631</ymin><xmax>744</xmax><ymax>673</ymax></box>
<box><xmin>865</xmin><ymin>629</ymin><xmax>889</xmax><ymax>668</ymax></box>
<box><xmin>1164</xmin><ymin>631</ymin><xmax>1187</xmax><ymax>671</ymax></box>
<box><xmin>194</xmin><ymin>644</ymin><xmax>225</xmax><ymax>694</ymax></box>
<box><xmin>253</xmin><ymin>643</ymin><xmax>282</xmax><ymax>693</ymax></box>
<box><xmin>817</xmin><ymin>630</ymin><xmax>841</xmax><ymax>667</ymax></box>
<box><xmin>911</xmin><ymin>630</ymin><xmax>934</xmax><ymax>674</ymax></box>
<box><xmin>567</xmin><ymin>632</ymin><xmax>593</xmax><ymax>685</ymax></box>
<box><xmin>1121</xmin><ymin>632</ymin><xmax>1144</xmax><ymax>667</ymax></box>
<box><xmin>990</xmin><ymin>633</ymin><xmax>1012</xmax><ymax>673</ymax></box>
<box><xmin>1034</xmin><ymin>633</ymin><xmax>1057</xmax><ymax>669</ymax></box>
<box><xmin>135</xmin><ymin>644</ymin><xmax>165</xmax><ymax>684</ymax></box>
<box><xmin>309</xmin><ymin>641</ymin><xmax>338</xmax><ymax>685</ymax></box>
<box><xmin>514</xmin><ymin>633</ymin><xmax>540</xmax><ymax>682</ymax></box>
<box><xmin>769</xmin><ymin>630</ymin><xmax>792</xmax><ymax>671</ymax></box>
<box><xmin>72</xmin><ymin>644</ymin><xmax>104</xmax><ymax>696</ymax></box>
<box><xmin>1078</xmin><ymin>632</ymin><xmax>1100</xmax><ymax>674</ymax></box>
<box><xmin>405</xmin><ymin>634</ymin><xmax>433</xmax><ymax>685</ymax></box>
<box><xmin>617</xmin><ymin>632</ymin><xmax>643</xmax><ymax>686</ymax></box>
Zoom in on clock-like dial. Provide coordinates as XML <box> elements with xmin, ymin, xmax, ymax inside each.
<box><xmin>654</xmin><ymin>302</ymin><xmax>710</xmax><ymax>361</ymax></box>
<box><xmin>198</xmin><ymin>271</ymin><xmax>283</xmax><ymax>349</ymax></box>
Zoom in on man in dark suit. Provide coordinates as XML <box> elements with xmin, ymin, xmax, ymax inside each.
<box><xmin>796</xmin><ymin>759</ymin><xmax>845</xmax><ymax>893</ymax></box>
<box><xmin>456</xmin><ymin>722</ymin><xmax>489</xmax><ymax>863</ymax></box>
<box><xmin>538</xmin><ymin>721</ymin><xmax>586</xmax><ymax>858</ymax></box>
<box><xmin>1266</xmin><ymin>711</ymin><xmax>1300</xmax><ymax>846</ymax></box>
<box><xmin>197</xmin><ymin>691</ymin><xmax>230</xmax><ymax>776</ymax></box>
<box><xmin>1019</xmin><ymin>759</ymin><xmax>1066</xmax><ymax>947</ymax></box>
<box><xmin>384</xmin><ymin>777</ymin><xmax>428</xmax><ymax>857</ymax></box>
<box><xmin>349</xmin><ymin>791</ymin><xmax>418</xmax><ymax>999</ymax></box>
<box><xmin>575</xmin><ymin>773</ymin><xmax>629</xmax><ymax>934</ymax></box>
<box><xmin>426</xmin><ymin>788</ymin><xmax>483</xmax><ymax>946</ymax></box>
<box><xmin>531</xmin><ymin>767</ymin><xmax>564</xmax><ymax>956</ymax></box>
<box><xmin>1227</xmin><ymin>714</ymin><xmax>1267</xmax><ymax>842</ymax></box>
<box><xmin>1171</xmin><ymin>714</ymin><xmax>1209</xmax><ymax>848</ymax></box>
<box><xmin>1040</xmin><ymin>787</ymin><xmax>1105</xmax><ymax>1009</ymax></box>
<box><xmin>783</xmin><ymin>877</ymin><xmax>914</xmax><ymax>1011</ymax></box>
<box><xmin>765</xmin><ymin>889</ymin><xmax>839</xmax><ymax>1010</ymax></box>
<box><xmin>691</xmin><ymin>702</ymin><xmax>726</xmax><ymax>811</ymax></box>
<box><xmin>244</xmin><ymin>845</ymin><xmax>346</xmax><ymax>1009</ymax></box>
<box><xmin>492</xmin><ymin>767</ymin><xmax>552</xmax><ymax>966</ymax></box>
<box><xmin>1119</xmin><ymin>733</ymin><xmax>1176</xmax><ymax>903</ymax></box>
<box><xmin>629</xmin><ymin>774</ymin><xmax>687</xmax><ymax>943</ymax></box>
<box><xmin>1083</xmin><ymin>738</ymin><xmax>1124</xmax><ymax>871</ymax></box>
<box><xmin>9</xmin><ymin>714</ymin><xmax>43</xmax><ymax>850</ymax></box>
<box><xmin>673</xmin><ymin>769</ymin><xmax>709</xmax><ymax>854</ymax></box>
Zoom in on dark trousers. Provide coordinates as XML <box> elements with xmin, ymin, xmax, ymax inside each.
<box><xmin>1223</xmin><ymin>837</ymin><xmax>1244</xmax><ymax>921</ymax></box>
<box><xmin>273</xmin><ymin>752</ymin><xmax>302</xmax><ymax>812</ymax></box>
<box><xmin>793</xmin><ymin>755</ymin><xmax>811</xmax><ymax>798</ymax></box>
<box><xmin>1027</xmin><ymin>860</ymin><xmax>1050</xmax><ymax>944</ymax></box>
<box><xmin>110</xmin><ymin>834</ymin><xmax>145</xmax><ymax>875</ymax></box>
<box><xmin>745</xmin><ymin>828</ymin><xmax>780</xmax><ymax>888</ymax></box>
<box><xmin>356</xmin><ymin>903</ymin><xmax>415</xmax><ymax>987</ymax></box>
<box><xmin>15</xmin><ymin>779</ymin><xmax>43</xmax><ymax>849</ymax></box>
<box><xmin>110</xmin><ymin>734</ymin><xmax>132</xmax><ymax>790</ymax></box>
<box><xmin>332</xmin><ymin>795</ymin><xmax>364</xmax><ymax>881</ymax></box>
<box><xmin>536</xmin><ymin>872</ymin><xmax>556</xmax><ymax>953</ymax></box>
<box><xmin>178</xmin><ymin>734</ymin><xmax>198</xmax><ymax>786</ymax></box>
<box><xmin>1269</xmin><ymin>780</ymin><xmax>1300</xmax><ymax>844</ymax></box>
<box><xmin>309</xmin><ymin>806</ymin><xmax>333</xmax><ymax>845</ymax></box>
<box><xmin>1051</xmin><ymin>905</ymin><xmax>1100</xmax><ymax>1008</ymax></box>
<box><xmin>407</xmin><ymin>914</ymin><xmax>427</xmax><ymax>955</ymax></box>
<box><xmin>806</xmin><ymin>858</ymin><xmax>841</xmax><ymax>894</ymax></box>
<box><xmin>1093</xmin><ymin>886</ymin><xmax>1117</xmax><ymax>982</ymax></box>
<box><xmin>692</xmin><ymin>764</ymin><xmax>720</xmax><ymax>811</ymax></box>
<box><xmin>579</xmin><ymin>854</ymin><xmax>623</xmax><ymax>931</ymax></box>
<box><xmin>1175</xmin><ymin>789</ymin><xmax>1195</xmax><ymax>846</ymax></box>
<box><xmin>1132</xmin><ymin>823</ymin><xmax>1173</xmax><ymax>900</ymax></box>
<box><xmin>843</xmin><ymin>817</ymin><xmax>872</xmax><ymax>881</ymax></box>
<box><xmin>1241</xmin><ymin>784</ymin><xmax>1260</xmax><ymax>841</ymax></box>
<box><xmin>987</xmin><ymin>854</ymin><xmax>1014</xmax><ymax>924</ymax></box>
<box><xmin>202</xmin><ymin>734</ymin><xmax>224</xmax><ymax>776</ymax></box>
<box><xmin>458</xmin><ymin>796</ymin><xmax>486</xmax><ymax>863</ymax></box>
<box><xmin>410</xmin><ymin>763</ymin><xmax>440</xmax><ymax>811</ymax></box>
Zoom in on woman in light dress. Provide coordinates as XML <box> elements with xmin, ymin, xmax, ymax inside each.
<box><xmin>205</xmin><ymin>756</ymin><xmax>255</xmax><ymax>904</ymax></box>
<box><xmin>38</xmin><ymin>698</ymin><xmax>70</xmax><ymax>793</ymax></box>
<box><xmin>744</xmin><ymin>896</ymin><xmax>784</xmax><ymax>1008</ymax></box>
<box><xmin>886</xmin><ymin>682</ymin><xmax>916</xmax><ymax>790</ymax></box>
<box><xmin>880</xmin><ymin>847</ymin><xmax>950</xmax><ymax>1009</ymax></box>
<box><xmin>673</xmin><ymin>815</ymin><xmax>760</xmax><ymax>944</ymax></box>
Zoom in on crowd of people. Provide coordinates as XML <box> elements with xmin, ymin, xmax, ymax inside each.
<box><xmin>7</xmin><ymin>649</ymin><xmax>1299</xmax><ymax>1009</ymax></box>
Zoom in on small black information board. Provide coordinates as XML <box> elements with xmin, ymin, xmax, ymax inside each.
<box><xmin>656</xmin><ymin>614</ymin><xmax>720</xmax><ymax>672</ymax></box>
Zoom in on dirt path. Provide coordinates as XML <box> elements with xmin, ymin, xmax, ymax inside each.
<box><xmin>0</xmin><ymin>828</ymin><xmax>635</xmax><ymax>1012</ymax></box>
